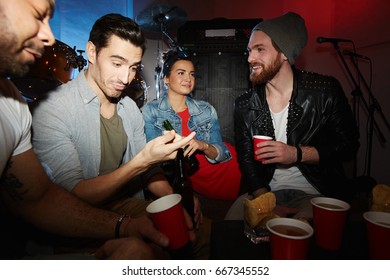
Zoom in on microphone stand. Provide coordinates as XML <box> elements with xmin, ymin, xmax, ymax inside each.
<box><xmin>154</xmin><ymin>17</ymin><xmax>186</xmax><ymax>100</ymax></box>
<box><xmin>160</xmin><ymin>20</ymin><xmax>187</xmax><ymax>54</ymax></box>
<box><xmin>331</xmin><ymin>42</ymin><xmax>388</xmax><ymax>178</ymax></box>
<box><xmin>348</xmin><ymin>54</ymin><xmax>390</xmax><ymax>176</ymax></box>
<box><xmin>154</xmin><ymin>38</ymin><xmax>162</xmax><ymax>100</ymax></box>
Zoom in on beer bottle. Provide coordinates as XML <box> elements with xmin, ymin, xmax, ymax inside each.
<box><xmin>162</xmin><ymin>119</ymin><xmax>199</xmax><ymax>174</ymax></box>
<box><xmin>172</xmin><ymin>148</ymin><xmax>195</xmax><ymax>224</ymax></box>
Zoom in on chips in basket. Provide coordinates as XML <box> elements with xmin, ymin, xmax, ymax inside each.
<box><xmin>244</xmin><ymin>192</ymin><xmax>277</xmax><ymax>228</ymax></box>
<box><xmin>371</xmin><ymin>184</ymin><xmax>390</xmax><ymax>213</ymax></box>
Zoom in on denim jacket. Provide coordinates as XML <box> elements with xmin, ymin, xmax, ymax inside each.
<box><xmin>142</xmin><ymin>94</ymin><xmax>232</xmax><ymax>163</ymax></box>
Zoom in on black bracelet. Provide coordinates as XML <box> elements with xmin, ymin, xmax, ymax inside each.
<box><xmin>296</xmin><ymin>145</ymin><xmax>302</xmax><ymax>164</ymax></box>
<box><xmin>115</xmin><ymin>214</ymin><xmax>129</xmax><ymax>239</ymax></box>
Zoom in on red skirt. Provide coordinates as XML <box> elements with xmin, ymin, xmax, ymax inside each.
<box><xmin>190</xmin><ymin>142</ymin><xmax>241</xmax><ymax>200</ymax></box>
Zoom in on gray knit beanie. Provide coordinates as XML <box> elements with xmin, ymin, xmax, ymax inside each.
<box><xmin>251</xmin><ymin>12</ymin><xmax>308</xmax><ymax>65</ymax></box>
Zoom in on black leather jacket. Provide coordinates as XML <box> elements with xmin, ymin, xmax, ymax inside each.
<box><xmin>234</xmin><ymin>68</ymin><xmax>359</xmax><ymax>199</ymax></box>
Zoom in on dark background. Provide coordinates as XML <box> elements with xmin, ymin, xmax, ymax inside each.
<box><xmin>39</xmin><ymin>0</ymin><xmax>390</xmax><ymax>186</ymax></box>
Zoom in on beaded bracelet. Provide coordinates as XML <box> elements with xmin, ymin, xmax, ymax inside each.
<box><xmin>115</xmin><ymin>214</ymin><xmax>129</xmax><ymax>239</ymax></box>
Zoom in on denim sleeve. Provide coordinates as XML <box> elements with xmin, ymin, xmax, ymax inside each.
<box><xmin>142</xmin><ymin>103</ymin><xmax>162</xmax><ymax>142</ymax></box>
<box><xmin>206</xmin><ymin>105</ymin><xmax>232</xmax><ymax>163</ymax></box>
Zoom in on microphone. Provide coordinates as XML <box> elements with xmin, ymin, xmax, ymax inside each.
<box><xmin>316</xmin><ymin>37</ymin><xmax>352</xmax><ymax>44</ymax></box>
<box><xmin>342</xmin><ymin>49</ymin><xmax>370</xmax><ymax>60</ymax></box>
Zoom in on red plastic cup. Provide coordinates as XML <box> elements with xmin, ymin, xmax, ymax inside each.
<box><xmin>146</xmin><ymin>194</ymin><xmax>189</xmax><ymax>250</ymax></box>
<box><xmin>266</xmin><ymin>218</ymin><xmax>314</xmax><ymax>260</ymax></box>
<box><xmin>311</xmin><ymin>197</ymin><xmax>350</xmax><ymax>250</ymax></box>
<box><xmin>253</xmin><ymin>135</ymin><xmax>272</xmax><ymax>161</ymax></box>
<box><xmin>363</xmin><ymin>211</ymin><xmax>390</xmax><ymax>259</ymax></box>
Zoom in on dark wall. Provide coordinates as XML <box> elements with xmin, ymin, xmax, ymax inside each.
<box><xmin>135</xmin><ymin>0</ymin><xmax>390</xmax><ymax>185</ymax></box>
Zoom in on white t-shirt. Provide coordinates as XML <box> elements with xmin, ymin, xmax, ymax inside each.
<box><xmin>269</xmin><ymin>104</ymin><xmax>320</xmax><ymax>195</ymax></box>
<box><xmin>0</xmin><ymin>78</ymin><xmax>32</xmax><ymax>173</ymax></box>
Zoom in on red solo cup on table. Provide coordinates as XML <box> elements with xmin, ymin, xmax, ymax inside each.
<box><xmin>146</xmin><ymin>194</ymin><xmax>189</xmax><ymax>250</ymax></box>
<box><xmin>363</xmin><ymin>211</ymin><xmax>390</xmax><ymax>259</ymax></box>
<box><xmin>253</xmin><ymin>135</ymin><xmax>272</xmax><ymax>161</ymax></box>
<box><xmin>266</xmin><ymin>218</ymin><xmax>314</xmax><ymax>260</ymax></box>
<box><xmin>310</xmin><ymin>197</ymin><xmax>350</xmax><ymax>250</ymax></box>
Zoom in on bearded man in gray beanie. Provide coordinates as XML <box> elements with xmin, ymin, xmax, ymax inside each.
<box><xmin>225</xmin><ymin>12</ymin><xmax>359</xmax><ymax>222</ymax></box>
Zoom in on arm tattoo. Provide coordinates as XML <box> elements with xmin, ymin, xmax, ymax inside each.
<box><xmin>0</xmin><ymin>161</ymin><xmax>28</xmax><ymax>202</ymax></box>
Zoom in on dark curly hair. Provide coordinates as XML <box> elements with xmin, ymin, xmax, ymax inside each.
<box><xmin>162</xmin><ymin>48</ymin><xmax>191</xmax><ymax>77</ymax></box>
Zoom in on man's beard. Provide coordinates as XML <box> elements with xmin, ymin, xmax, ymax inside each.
<box><xmin>0</xmin><ymin>16</ymin><xmax>31</xmax><ymax>77</ymax></box>
<box><xmin>249</xmin><ymin>54</ymin><xmax>283</xmax><ymax>85</ymax></box>
<box><xmin>0</xmin><ymin>54</ymin><xmax>31</xmax><ymax>78</ymax></box>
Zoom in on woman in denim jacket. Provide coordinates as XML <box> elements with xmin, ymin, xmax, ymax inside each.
<box><xmin>142</xmin><ymin>50</ymin><xmax>241</xmax><ymax>200</ymax></box>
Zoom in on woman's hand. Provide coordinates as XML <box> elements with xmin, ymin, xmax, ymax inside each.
<box><xmin>184</xmin><ymin>139</ymin><xmax>218</xmax><ymax>160</ymax></box>
<box><xmin>183</xmin><ymin>139</ymin><xmax>203</xmax><ymax>156</ymax></box>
